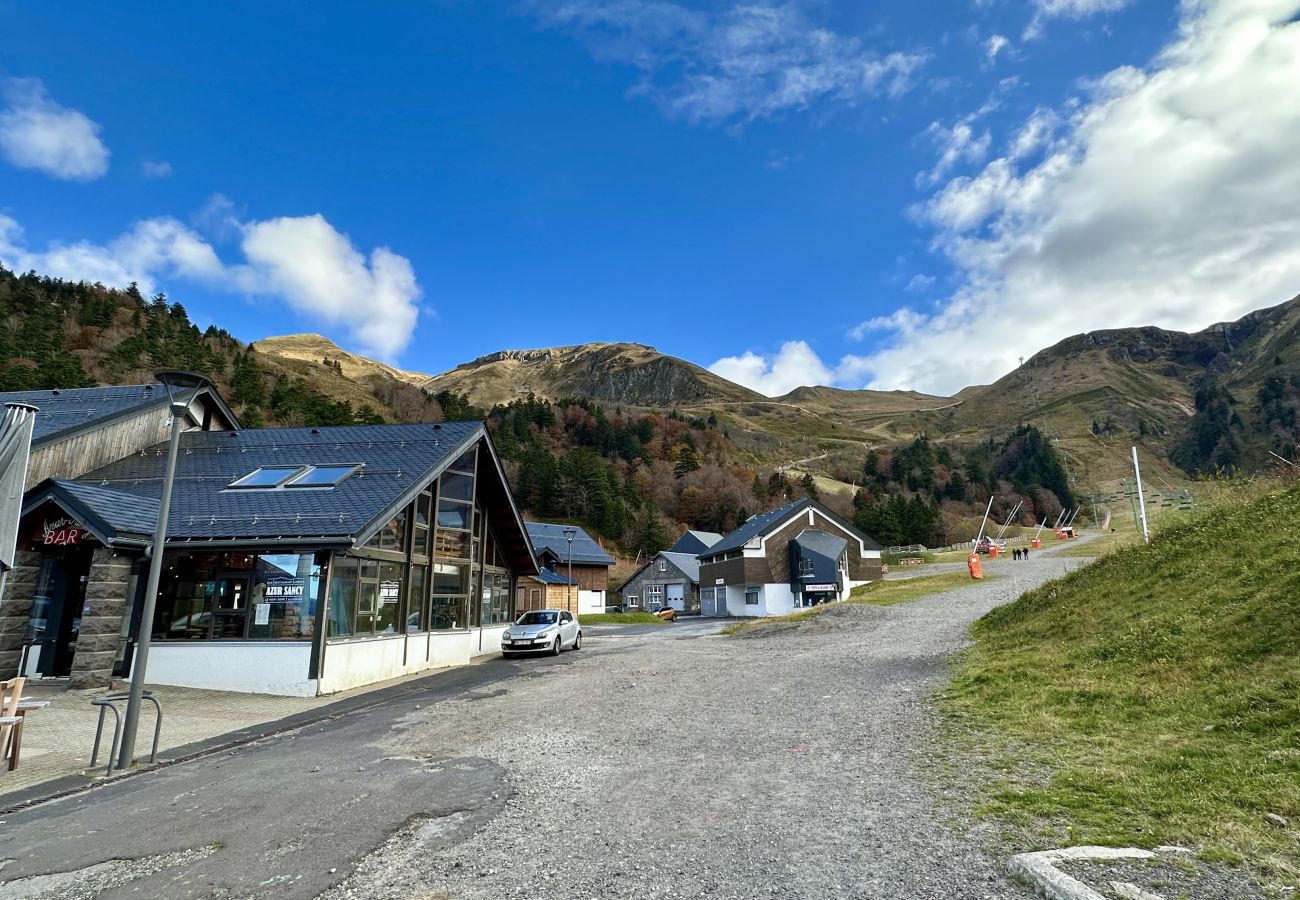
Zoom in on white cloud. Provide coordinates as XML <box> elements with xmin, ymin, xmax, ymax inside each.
<box><xmin>850</xmin><ymin>0</ymin><xmax>1300</xmax><ymax>394</ymax></box>
<box><xmin>0</xmin><ymin>208</ymin><xmax>423</xmax><ymax>361</ymax></box>
<box><xmin>709</xmin><ymin>341</ymin><xmax>834</xmax><ymax>396</ymax></box>
<box><xmin>141</xmin><ymin>159</ymin><xmax>172</xmax><ymax>179</ymax></box>
<box><xmin>985</xmin><ymin>34</ymin><xmax>1010</xmax><ymax>63</ymax></box>
<box><xmin>1025</xmin><ymin>0</ymin><xmax>1131</xmax><ymax>37</ymax></box>
<box><xmin>236</xmin><ymin>215</ymin><xmax>421</xmax><ymax>361</ymax></box>
<box><xmin>918</xmin><ymin>117</ymin><xmax>992</xmax><ymax>186</ymax></box>
<box><xmin>0</xmin><ymin>79</ymin><xmax>109</xmax><ymax>181</ymax></box>
<box><xmin>905</xmin><ymin>274</ymin><xmax>936</xmax><ymax>293</ymax></box>
<box><xmin>532</xmin><ymin>1</ymin><xmax>928</xmax><ymax>125</ymax></box>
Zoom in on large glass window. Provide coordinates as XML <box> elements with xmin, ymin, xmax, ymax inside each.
<box><xmin>249</xmin><ymin>553</ymin><xmax>320</xmax><ymax>640</ymax></box>
<box><xmin>153</xmin><ymin>551</ymin><xmax>317</xmax><ymax>641</ymax></box>
<box><xmin>364</xmin><ymin>510</ymin><xmax>407</xmax><ymax>553</ymax></box>
<box><xmin>328</xmin><ymin>556</ymin><xmax>357</xmax><ymax>637</ymax></box>
<box><xmin>408</xmin><ymin>564</ymin><xmax>427</xmax><ymax>632</ymax></box>
<box><xmin>376</xmin><ymin>562</ymin><xmax>403</xmax><ymax>633</ymax></box>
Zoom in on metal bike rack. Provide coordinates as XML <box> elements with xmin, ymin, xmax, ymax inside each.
<box><xmin>89</xmin><ymin>691</ymin><xmax>162</xmax><ymax>774</ymax></box>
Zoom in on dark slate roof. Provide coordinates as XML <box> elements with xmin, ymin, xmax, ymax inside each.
<box><xmin>24</xmin><ymin>420</ymin><xmax>485</xmax><ymax>544</ymax></box>
<box><xmin>659</xmin><ymin>551</ymin><xmax>701</xmax><ymax>583</ymax></box>
<box><xmin>525</xmin><ymin>522</ymin><xmax>615</xmax><ymax>566</ymax></box>
<box><xmin>51</xmin><ymin>480</ymin><xmax>161</xmax><ymax>542</ymax></box>
<box><xmin>792</xmin><ymin>529</ymin><xmax>848</xmax><ymax>559</ymax></box>
<box><xmin>702</xmin><ymin>498</ymin><xmax>882</xmax><ymax>559</ymax></box>
<box><xmin>2</xmin><ymin>384</ymin><xmax>238</xmax><ymax>446</ymax></box>
<box><xmin>703</xmin><ymin>498</ymin><xmax>811</xmax><ymax>558</ymax></box>
<box><xmin>668</xmin><ymin>530</ymin><xmax>723</xmax><ymax>555</ymax></box>
<box><xmin>532</xmin><ymin>567</ymin><xmax>577</xmax><ymax>586</ymax></box>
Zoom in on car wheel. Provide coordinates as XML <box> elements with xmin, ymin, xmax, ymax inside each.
<box><xmin>551</xmin><ymin>637</ymin><xmax>561</xmax><ymax>656</ymax></box>
<box><xmin>573</xmin><ymin>631</ymin><xmax>582</xmax><ymax>651</ymax></box>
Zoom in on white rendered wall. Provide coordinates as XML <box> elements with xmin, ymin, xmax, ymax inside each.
<box><xmin>143</xmin><ymin>642</ymin><xmax>316</xmax><ymax>697</ymax></box>
<box><xmin>318</xmin><ymin>626</ymin><xmax>511</xmax><ymax>695</ymax></box>
<box><xmin>577</xmin><ymin>590</ymin><xmax>605</xmax><ymax>615</ymax></box>
<box><xmin>723</xmin><ymin>584</ymin><xmax>797</xmax><ymax>618</ymax></box>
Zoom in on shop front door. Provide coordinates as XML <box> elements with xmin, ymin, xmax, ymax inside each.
<box><xmin>25</xmin><ymin>546</ymin><xmax>94</xmax><ymax>677</ymax></box>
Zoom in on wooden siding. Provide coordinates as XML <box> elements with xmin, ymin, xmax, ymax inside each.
<box><xmin>26</xmin><ymin>407</ymin><xmax>175</xmax><ymax>489</ymax></box>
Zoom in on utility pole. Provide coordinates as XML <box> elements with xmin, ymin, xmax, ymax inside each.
<box><xmin>1131</xmin><ymin>446</ymin><xmax>1150</xmax><ymax>544</ymax></box>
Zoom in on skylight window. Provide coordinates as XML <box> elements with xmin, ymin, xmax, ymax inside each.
<box><xmin>228</xmin><ymin>466</ymin><xmax>305</xmax><ymax>489</ymax></box>
<box><xmin>284</xmin><ymin>464</ymin><xmax>360</xmax><ymax>488</ymax></box>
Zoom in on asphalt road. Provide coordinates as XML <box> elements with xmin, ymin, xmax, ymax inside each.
<box><xmin>0</xmin><ymin>562</ymin><xmax>1081</xmax><ymax>900</ymax></box>
<box><xmin>0</xmin><ymin>621</ymin><xmax>718</xmax><ymax>899</ymax></box>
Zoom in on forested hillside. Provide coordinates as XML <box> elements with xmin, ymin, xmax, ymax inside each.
<box><xmin>0</xmin><ymin>264</ymin><xmax>1087</xmax><ymax>557</ymax></box>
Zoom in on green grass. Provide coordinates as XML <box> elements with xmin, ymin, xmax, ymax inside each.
<box><xmin>943</xmin><ymin>482</ymin><xmax>1300</xmax><ymax>877</ymax></box>
<box><xmin>883</xmin><ymin>550</ymin><xmax>938</xmax><ymax>565</ymax></box>
<box><xmin>721</xmin><ymin>570</ymin><xmax>992</xmax><ymax>635</ymax></box>
<box><xmin>577</xmin><ymin>611</ymin><xmax>665</xmax><ymax>625</ymax></box>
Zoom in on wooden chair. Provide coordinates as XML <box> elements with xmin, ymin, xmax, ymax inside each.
<box><xmin>0</xmin><ymin>677</ymin><xmax>26</xmax><ymax>772</ymax></box>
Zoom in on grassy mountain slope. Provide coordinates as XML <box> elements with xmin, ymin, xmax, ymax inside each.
<box><xmin>421</xmin><ymin>342</ymin><xmax>766</xmax><ymax>408</ymax></box>
<box><xmin>945</xmin><ymin>481</ymin><xmax>1300</xmax><ymax>874</ymax></box>
<box><xmin>254</xmin><ymin>334</ymin><xmax>434</xmax><ymax>388</ymax></box>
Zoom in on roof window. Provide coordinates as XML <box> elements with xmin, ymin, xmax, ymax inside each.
<box><xmin>229</xmin><ymin>466</ymin><xmax>304</xmax><ymax>489</ymax></box>
<box><xmin>285</xmin><ymin>464</ymin><xmax>360</xmax><ymax>488</ymax></box>
<box><xmin>227</xmin><ymin>464</ymin><xmax>360</xmax><ymax>491</ymax></box>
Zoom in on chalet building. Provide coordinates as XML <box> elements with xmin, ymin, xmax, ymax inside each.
<box><xmin>0</xmin><ymin>396</ymin><xmax>539</xmax><ymax>695</ymax></box>
<box><xmin>522</xmin><ymin>522</ymin><xmax>614</xmax><ymax>615</ymax></box>
<box><xmin>617</xmin><ymin>551</ymin><xmax>702</xmax><ymax>613</ymax></box>
<box><xmin>697</xmin><ymin>498</ymin><xmax>882</xmax><ymax>617</ymax></box>
<box><xmin>667</xmin><ymin>530</ymin><xmax>722</xmax><ymax>556</ymax></box>
<box><xmin>516</xmin><ymin>567</ymin><xmax>578</xmax><ymax>612</ymax></box>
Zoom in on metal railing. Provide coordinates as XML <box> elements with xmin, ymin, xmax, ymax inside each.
<box><xmin>17</xmin><ymin>639</ymin><xmax>53</xmax><ymax>677</ymax></box>
<box><xmin>90</xmin><ymin>692</ymin><xmax>162</xmax><ymax>775</ymax></box>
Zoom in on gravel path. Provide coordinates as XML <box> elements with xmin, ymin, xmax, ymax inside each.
<box><xmin>325</xmin><ymin>556</ymin><xmax>1086</xmax><ymax>900</ymax></box>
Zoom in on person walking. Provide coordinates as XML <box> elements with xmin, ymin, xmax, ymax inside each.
<box><xmin>1023</xmin><ymin>546</ymin><xmax>1030</xmax><ymax>561</ymax></box>
<box><xmin>1013</xmin><ymin>547</ymin><xmax>1021</xmax><ymax>561</ymax></box>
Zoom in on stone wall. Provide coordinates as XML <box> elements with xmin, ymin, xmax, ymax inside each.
<box><xmin>0</xmin><ymin>550</ymin><xmax>42</xmax><ymax>677</ymax></box>
<box><xmin>68</xmin><ymin>549</ymin><xmax>136</xmax><ymax>690</ymax></box>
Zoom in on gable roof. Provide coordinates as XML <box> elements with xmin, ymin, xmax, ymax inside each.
<box><xmin>529</xmin><ymin>567</ymin><xmax>577</xmax><ymax>586</ymax></box>
<box><xmin>1</xmin><ymin>384</ymin><xmax>239</xmax><ymax>447</ymax></box>
<box><xmin>22</xmin><ymin>421</ymin><xmax>538</xmax><ymax>574</ymax></box>
<box><xmin>616</xmin><ymin>549</ymin><xmax>702</xmax><ymax>593</ymax></box>
<box><xmin>668</xmin><ymin>530</ymin><xmax>723</xmax><ymax>555</ymax></box>
<box><xmin>525</xmin><ymin>522</ymin><xmax>615</xmax><ymax>567</ymax></box>
<box><xmin>702</xmin><ymin>497</ymin><xmax>881</xmax><ymax>560</ymax></box>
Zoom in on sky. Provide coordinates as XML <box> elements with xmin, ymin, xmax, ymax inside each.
<box><xmin>1</xmin><ymin>0</ymin><xmax>1298</xmax><ymax>397</ymax></box>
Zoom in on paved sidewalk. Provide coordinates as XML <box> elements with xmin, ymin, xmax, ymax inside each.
<box><xmin>0</xmin><ymin>667</ymin><xmax>464</xmax><ymax>805</ymax></box>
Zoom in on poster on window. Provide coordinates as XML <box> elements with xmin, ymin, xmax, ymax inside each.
<box><xmin>379</xmin><ymin>580</ymin><xmax>401</xmax><ymax>605</ymax></box>
<box><xmin>263</xmin><ymin>575</ymin><xmax>305</xmax><ymax>602</ymax></box>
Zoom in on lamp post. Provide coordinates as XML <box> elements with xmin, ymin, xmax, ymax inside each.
<box><xmin>117</xmin><ymin>370</ymin><xmax>210</xmax><ymax>770</ymax></box>
<box><xmin>562</xmin><ymin>527</ymin><xmax>576</xmax><ymax>613</ymax></box>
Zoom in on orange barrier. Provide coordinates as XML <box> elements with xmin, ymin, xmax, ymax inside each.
<box><xmin>988</xmin><ymin>544</ymin><xmax>1000</xmax><ymax>557</ymax></box>
<box><xmin>1030</xmin><ymin>538</ymin><xmax>1042</xmax><ymax>549</ymax></box>
<box><xmin>967</xmin><ymin>553</ymin><xmax>984</xmax><ymax>580</ymax></box>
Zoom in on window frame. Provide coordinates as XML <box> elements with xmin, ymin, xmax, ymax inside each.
<box><xmin>227</xmin><ymin>466</ymin><xmax>306</xmax><ymax>490</ymax></box>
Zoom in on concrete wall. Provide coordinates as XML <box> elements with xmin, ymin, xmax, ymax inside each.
<box><xmin>318</xmin><ymin>625</ymin><xmax>509</xmax><ymax>695</ymax></box>
<box><xmin>144</xmin><ymin>642</ymin><xmax>317</xmax><ymax>697</ymax></box>
<box><xmin>722</xmin><ymin>583</ymin><xmax>797</xmax><ymax>618</ymax></box>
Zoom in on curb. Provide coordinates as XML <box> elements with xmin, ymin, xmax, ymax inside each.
<box><xmin>1008</xmin><ymin>846</ymin><xmax>1156</xmax><ymax>900</ymax></box>
<box><xmin>0</xmin><ymin>655</ymin><xmax>510</xmax><ymax>816</ymax></box>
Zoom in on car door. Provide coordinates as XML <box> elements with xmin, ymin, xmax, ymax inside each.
<box><xmin>560</xmin><ymin>611</ymin><xmax>577</xmax><ymax>646</ymax></box>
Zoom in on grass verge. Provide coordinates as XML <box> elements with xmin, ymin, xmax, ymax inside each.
<box><xmin>577</xmin><ymin>612</ymin><xmax>665</xmax><ymax>626</ymax></box>
<box><xmin>721</xmin><ymin>570</ymin><xmax>992</xmax><ymax>635</ymax></box>
<box><xmin>943</xmin><ymin>482</ymin><xmax>1300</xmax><ymax>878</ymax></box>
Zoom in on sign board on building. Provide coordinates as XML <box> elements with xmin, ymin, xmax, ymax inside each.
<box><xmin>802</xmin><ymin>583</ymin><xmax>836</xmax><ymax>592</ymax></box>
<box><xmin>714</xmin><ymin>578</ymin><xmax>725</xmax><ymax>585</ymax></box>
<box><xmin>263</xmin><ymin>576</ymin><xmax>304</xmax><ymax>602</ymax></box>
<box><xmin>42</xmin><ymin>515</ymin><xmax>84</xmax><ymax>546</ymax></box>
<box><xmin>379</xmin><ymin>581</ymin><xmax>401</xmax><ymax>605</ymax></box>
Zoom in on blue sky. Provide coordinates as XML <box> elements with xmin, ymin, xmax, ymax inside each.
<box><xmin>2</xmin><ymin>0</ymin><xmax>1298</xmax><ymax>395</ymax></box>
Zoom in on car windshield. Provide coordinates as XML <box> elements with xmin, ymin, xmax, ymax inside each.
<box><xmin>516</xmin><ymin>611</ymin><xmax>558</xmax><ymax>626</ymax></box>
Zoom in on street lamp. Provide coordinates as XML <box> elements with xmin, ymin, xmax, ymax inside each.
<box><xmin>117</xmin><ymin>370</ymin><xmax>210</xmax><ymax>770</ymax></box>
<box><xmin>562</xmin><ymin>527</ymin><xmax>576</xmax><ymax>613</ymax></box>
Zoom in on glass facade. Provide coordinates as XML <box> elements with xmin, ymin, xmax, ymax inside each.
<box><xmin>326</xmin><ymin>443</ymin><xmax>517</xmax><ymax>639</ymax></box>
<box><xmin>152</xmin><ymin>550</ymin><xmax>321</xmax><ymax>641</ymax></box>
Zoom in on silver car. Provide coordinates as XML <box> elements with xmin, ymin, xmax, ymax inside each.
<box><xmin>501</xmin><ymin>609</ymin><xmax>581</xmax><ymax>657</ymax></box>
